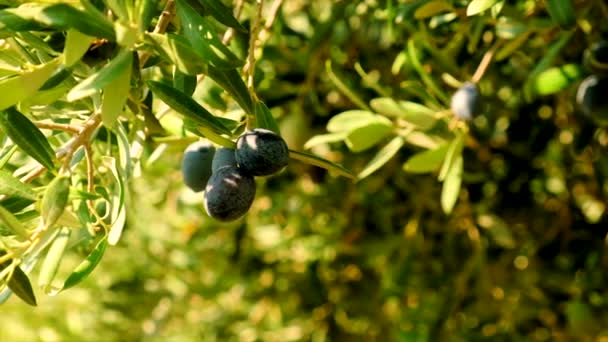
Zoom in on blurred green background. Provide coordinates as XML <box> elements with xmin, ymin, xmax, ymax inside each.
<box><xmin>3</xmin><ymin>0</ymin><xmax>608</xmax><ymax>341</ymax></box>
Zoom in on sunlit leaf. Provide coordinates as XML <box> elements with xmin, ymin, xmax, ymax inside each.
<box><xmin>176</xmin><ymin>0</ymin><xmax>242</xmax><ymax>69</ymax></box>
<box><xmin>41</xmin><ymin>175</ymin><xmax>70</xmax><ymax>229</ymax></box>
<box><xmin>441</xmin><ymin>154</ymin><xmax>463</xmax><ymax>214</ymax></box>
<box><xmin>414</xmin><ymin>1</ymin><xmax>452</xmax><ymax>19</ymax></box>
<box><xmin>370</xmin><ymin>98</ymin><xmax>437</xmax><ymax>130</ymax></box>
<box><xmin>466</xmin><ymin>0</ymin><xmax>499</xmax><ymax>16</ymax></box>
<box><xmin>67</xmin><ymin>50</ymin><xmax>133</xmax><ymax>102</ymax></box>
<box><xmin>0</xmin><ymin>3</ymin><xmax>115</xmax><ymax>40</ymax></box>
<box><xmin>62</xmin><ymin>236</ymin><xmax>107</xmax><ymax>290</ymax></box>
<box><xmin>38</xmin><ymin>227</ymin><xmax>71</xmax><ymax>295</ymax></box>
<box><xmin>198</xmin><ymin>0</ymin><xmax>247</xmax><ymax>32</ymax></box>
<box><xmin>403</xmin><ymin>144</ymin><xmax>450</xmax><ymax>174</ymax></box>
<box><xmin>345</xmin><ymin>122</ymin><xmax>393</xmax><ymax>152</ymax></box>
<box><xmin>0</xmin><ymin>58</ymin><xmax>61</xmax><ymax>111</ymax></box>
<box><xmin>304</xmin><ymin>132</ymin><xmax>347</xmax><ymax>150</ymax></box>
<box><xmin>438</xmin><ymin>133</ymin><xmax>464</xmax><ymax>181</ymax></box>
<box><xmin>358</xmin><ymin>136</ymin><xmax>404</xmax><ymax>180</ymax></box>
<box><xmin>101</xmin><ymin>57</ymin><xmax>132</xmax><ymax>127</ymax></box>
<box><xmin>327</xmin><ymin>110</ymin><xmax>381</xmax><ymax>133</ymax></box>
<box><xmin>531</xmin><ymin>64</ymin><xmax>584</xmax><ymax>96</ymax></box>
<box><xmin>0</xmin><ymin>205</ymin><xmax>28</xmax><ymax>239</ymax></box>
<box><xmin>0</xmin><ymin>170</ymin><xmax>36</xmax><ymax>201</ymax></box>
<box><xmin>288</xmin><ymin>149</ymin><xmax>355</xmax><ymax>179</ymax></box>
<box><xmin>63</xmin><ymin>29</ymin><xmax>94</xmax><ymax>67</ymax></box>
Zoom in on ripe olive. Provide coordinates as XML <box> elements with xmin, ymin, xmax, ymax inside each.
<box><xmin>235</xmin><ymin>128</ymin><xmax>289</xmax><ymax>176</ymax></box>
<box><xmin>212</xmin><ymin>147</ymin><xmax>237</xmax><ymax>173</ymax></box>
<box><xmin>204</xmin><ymin>166</ymin><xmax>256</xmax><ymax>222</ymax></box>
<box><xmin>181</xmin><ymin>141</ymin><xmax>215</xmax><ymax>192</ymax></box>
<box><xmin>450</xmin><ymin>82</ymin><xmax>480</xmax><ymax>121</ymax></box>
<box><xmin>576</xmin><ymin>75</ymin><xmax>608</xmax><ymax>125</ymax></box>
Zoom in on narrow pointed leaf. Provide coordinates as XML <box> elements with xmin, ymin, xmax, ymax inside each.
<box><xmin>62</xmin><ymin>236</ymin><xmax>107</xmax><ymax>290</ymax></box>
<box><xmin>289</xmin><ymin>149</ymin><xmax>355</xmax><ymax>179</ymax></box>
<box><xmin>173</xmin><ymin>68</ymin><xmax>197</xmax><ymax>96</ymax></box>
<box><xmin>466</xmin><ymin>0</ymin><xmax>499</xmax><ymax>16</ymax></box>
<box><xmin>370</xmin><ymin>98</ymin><xmax>437</xmax><ymax>130</ymax></box>
<box><xmin>176</xmin><ymin>0</ymin><xmax>243</xmax><ymax>69</ymax></box>
<box><xmin>545</xmin><ymin>0</ymin><xmax>575</xmax><ymax>29</ymax></box>
<box><xmin>7</xmin><ymin>265</ymin><xmax>37</xmax><ymax>306</ymax></box>
<box><xmin>403</xmin><ymin>144</ymin><xmax>450</xmax><ymax>174</ymax></box>
<box><xmin>0</xmin><ymin>170</ymin><xmax>36</xmax><ymax>200</ymax></box>
<box><xmin>38</xmin><ymin>227</ymin><xmax>71</xmax><ymax>295</ymax></box>
<box><xmin>103</xmin><ymin>157</ymin><xmax>127</xmax><ymax>246</ymax></box>
<box><xmin>438</xmin><ymin>133</ymin><xmax>464</xmax><ymax>181</ymax></box>
<box><xmin>198</xmin><ymin>0</ymin><xmax>247</xmax><ymax>32</ymax></box>
<box><xmin>147</xmin><ymin>80</ymin><xmax>231</xmax><ymax>135</ymax></box>
<box><xmin>205</xmin><ymin>67</ymin><xmax>253</xmax><ymax>114</ymax></box>
<box><xmin>63</xmin><ymin>29</ymin><xmax>94</xmax><ymax>67</ymax></box>
<box><xmin>345</xmin><ymin>122</ymin><xmax>393</xmax><ymax>152</ymax></box>
<box><xmin>0</xmin><ymin>58</ymin><xmax>61</xmax><ymax>111</ymax></box>
<box><xmin>441</xmin><ymin>154</ymin><xmax>463</xmax><ymax>214</ymax></box>
<box><xmin>0</xmin><ymin>3</ymin><xmax>115</xmax><ymax>40</ymax></box>
<box><xmin>358</xmin><ymin>136</ymin><xmax>405</xmax><ymax>180</ymax></box>
<box><xmin>101</xmin><ymin>58</ymin><xmax>132</xmax><ymax>127</ymax></box>
<box><xmin>0</xmin><ymin>205</ymin><xmax>29</xmax><ymax>239</ymax></box>
<box><xmin>41</xmin><ymin>176</ymin><xmax>70</xmax><ymax>229</ymax></box>
<box><xmin>304</xmin><ymin>132</ymin><xmax>347</xmax><ymax>150</ymax></box>
<box><xmin>254</xmin><ymin>101</ymin><xmax>280</xmax><ymax>134</ymax></box>
<box><xmin>144</xmin><ymin>32</ymin><xmax>206</xmax><ymax>75</ymax></box>
<box><xmin>0</xmin><ymin>107</ymin><xmax>56</xmax><ymax>171</ymax></box>
<box><xmin>67</xmin><ymin>50</ymin><xmax>133</xmax><ymax>102</ymax></box>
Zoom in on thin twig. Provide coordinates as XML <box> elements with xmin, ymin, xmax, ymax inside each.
<box><xmin>221</xmin><ymin>0</ymin><xmax>245</xmax><ymax>44</ymax></box>
<box><xmin>197</xmin><ymin>0</ymin><xmax>246</xmax><ymax>86</ymax></box>
<box><xmin>140</xmin><ymin>0</ymin><xmax>176</xmax><ymax>67</ymax></box>
<box><xmin>260</xmin><ymin>0</ymin><xmax>284</xmax><ymax>40</ymax></box>
<box><xmin>471</xmin><ymin>41</ymin><xmax>501</xmax><ymax>84</ymax></box>
<box><xmin>244</xmin><ymin>0</ymin><xmax>265</xmax><ymax>100</ymax></box>
<box><xmin>84</xmin><ymin>144</ymin><xmax>97</xmax><ymax>221</ymax></box>
<box><xmin>35</xmin><ymin>121</ymin><xmax>82</xmax><ymax>134</ymax></box>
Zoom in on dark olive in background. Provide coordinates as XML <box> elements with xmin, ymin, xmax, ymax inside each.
<box><xmin>204</xmin><ymin>166</ymin><xmax>256</xmax><ymax>222</ymax></box>
<box><xmin>235</xmin><ymin>128</ymin><xmax>289</xmax><ymax>176</ymax></box>
<box><xmin>212</xmin><ymin>147</ymin><xmax>237</xmax><ymax>173</ymax></box>
<box><xmin>450</xmin><ymin>82</ymin><xmax>480</xmax><ymax>121</ymax></box>
<box><xmin>584</xmin><ymin>40</ymin><xmax>608</xmax><ymax>75</ymax></box>
<box><xmin>576</xmin><ymin>75</ymin><xmax>608</xmax><ymax>125</ymax></box>
<box><xmin>181</xmin><ymin>141</ymin><xmax>215</xmax><ymax>192</ymax></box>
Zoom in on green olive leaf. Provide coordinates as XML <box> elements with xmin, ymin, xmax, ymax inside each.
<box><xmin>38</xmin><ymin>227</ymin><xmax>71</xmax><ymax>295</ymax></box>
<box><xmin>0</xmin><ymin>169</ymin><xmax>36</xmax><ymax>201</ymax></box>
<box><xmin>0</xmin><ymin>107</ymin><xmax>56</xmax><ymax>171</ymax></box>
<box><xmin>41</xmin><ymin>176</ymin><xmax>70</xmax><ymax>229</ymax></box>
<box><xmin>288</xmin><ymin>149</ymin><xmax>355</xmax><ymax>180</ymax></box>
<box><xmin>254</xmin><ymin>101</ymin><xmax>281</xmax><ymax>134</ymax></box>
<box><xmin>67</xmin><ymin>50</ymin><xmax>133</xmax><ymax>102</ymax></box>
<box><xmin>62</xmin><ymin>236</ymin><xmax>107</xmax><ymax>291</ymax></box>
<box><xmin>358</xmin><ymin>136</ymin><xmax>405</xmax><ymax>180</ymax></box>
<box><xmin>176</xmin><ymin>0</ymin><xmax>243</xmax><ymax>69</ymax></box>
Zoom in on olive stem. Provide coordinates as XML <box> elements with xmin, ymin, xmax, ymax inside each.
<box><xmin>34</xmin><ymin>121</ymin><xmax>82</xmax><ymax>134</ymax></box>
<box><xmin>139</xmin><ymin>0</ymin><xmax>175</xmax><ymax>67</ymax></box>
<box><xmin>471</xmin><ymin>41</ymin><xmax>501</xmax><ymax>84</ymax></box>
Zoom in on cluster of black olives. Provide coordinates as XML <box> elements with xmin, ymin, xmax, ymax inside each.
<box><xmin>450</xmin><ymin>81</ymin><xmax>480</xmax><ymax>121</ymax></box>
<box><xmin>577</xmin><ymin>41</ymin><xmax>608</xmax><ymax>124</ymax></box>
<box><xmin>181</xmin><ymin>128</ymin><xmax>289</xmax><ymax>222</ymax></box>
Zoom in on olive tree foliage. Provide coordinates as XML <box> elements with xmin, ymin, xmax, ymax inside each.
<box><xmin>0</xmin><ymin>0</ymin><xmax>353</xmax><ymax>306</ymax></box>
<box><xmin>0</xmin><ymin>0</ymin><xmax>608</xmax><ymax>340</ymax></box>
